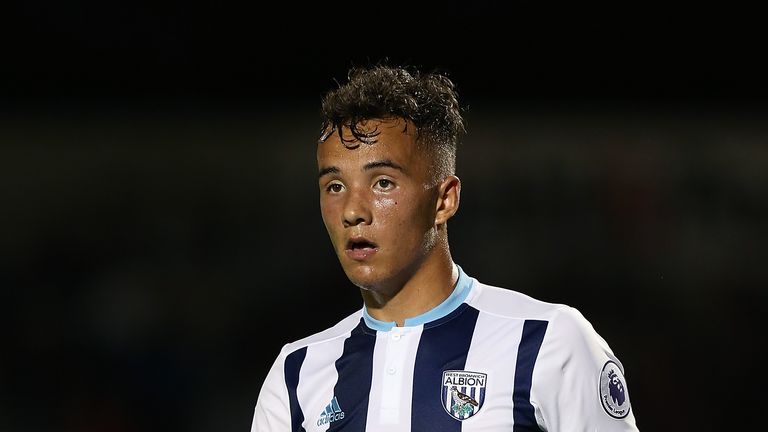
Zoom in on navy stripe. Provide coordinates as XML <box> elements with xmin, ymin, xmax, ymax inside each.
<box><xmin>412</xmin><ymin>304</ymin><xmax>479</xmax><ymax>431</ymax></box>
<box><xmin>513</xmin><ymin>319</ymin><xmax>548</xmax><ymax>432</ymax></box>
<box><xmin>284</xmin><ymin>347</ymin><xmax>307</xmax><ymax>432</ymax></box>
<box><xmin>328</xmin><ymin>319</ymin><xmax>375</xmax><ymax>431</ymax></box>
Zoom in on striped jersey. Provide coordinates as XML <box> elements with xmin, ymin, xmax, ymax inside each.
<box><xmin>252</xmin><ymin>265</ymin><xmax>639</xmax><ymax>431</ymax></box>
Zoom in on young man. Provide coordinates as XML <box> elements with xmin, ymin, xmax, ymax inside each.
<box><xmin>251</xmin><ymin>65</ymin><xmax>639</xmax><ymax>431</ymax></box>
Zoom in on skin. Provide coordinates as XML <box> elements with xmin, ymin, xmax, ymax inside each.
<box><xmin>317</xmin><ymin>118</ymin><xmax>461</xmax><ymax>326</ymax></box>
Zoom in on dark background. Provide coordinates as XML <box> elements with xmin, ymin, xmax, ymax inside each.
<box><xmin>2</xmin><ymin>3</ymin><xmax>767</xmax><ymax>431</ymax></box>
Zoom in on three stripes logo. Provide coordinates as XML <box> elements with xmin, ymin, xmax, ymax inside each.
<box><xmin>316</xmin><ymin>396</ymin><xmax>345</xmax><ymax>426</ymax></box>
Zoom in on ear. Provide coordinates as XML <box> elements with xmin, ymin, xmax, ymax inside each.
<box><xmin>434</xmin><ymin>175</ymin><xmax>461</xmax><ymax>226</ymax></box>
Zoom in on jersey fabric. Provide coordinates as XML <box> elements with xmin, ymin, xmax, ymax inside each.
<box><xmin>251</xmin><ymin>265</ymin><xmax>638</xmax><ymax>431</ymax></box>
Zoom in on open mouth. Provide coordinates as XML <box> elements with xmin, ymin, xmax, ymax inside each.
<box><xmin>345</xmin><ymin>237</ymin><xmax>378</xmax><ymax>261</ymax></box>
<box><xmin>346</xmin><ymin>238</ymin><xmax>378</xmax><ymax>251</ymax></box>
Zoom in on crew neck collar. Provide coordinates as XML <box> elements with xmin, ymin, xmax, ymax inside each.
<box><xmin>362</xmin><ymin>264</ymin><xmax>472</xmax><ymax>331</ymax></box>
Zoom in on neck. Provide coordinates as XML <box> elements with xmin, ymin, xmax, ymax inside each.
<box><xmin>361</xmin><ymin>242</ymin><xmax>458</xmax><ymax>327</ymax></box>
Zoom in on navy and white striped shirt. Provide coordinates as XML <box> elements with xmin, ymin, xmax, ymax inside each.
<box><xmin>252</xmin><ymin>265</ymin><xmax>638</xmax><ymax>431</ymax></box>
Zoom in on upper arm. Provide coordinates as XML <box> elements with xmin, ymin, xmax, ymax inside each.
<box><xmin>531</xmin><ymin>306</ymin><xmax>639</xmax><ymax>431</ymax></box>
<box><xmin>252</xmin><ymin>352</ymin><xmax>291</xmax><ymax>432</ymax></box>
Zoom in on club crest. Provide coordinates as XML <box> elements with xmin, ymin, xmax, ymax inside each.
<box><xmin>441</xmin><ymin>370</ymin><xmax>487</xmax><ymax>420</ymax></box>
<box><xmin>599</xmin><ymin>360</ymin><xmax>631</xmax><ymax>419</ymax></box>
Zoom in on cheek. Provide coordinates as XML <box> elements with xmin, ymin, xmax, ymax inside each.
<box><xmin>374</xmin><ymin>196</ymin><xmax>404</xmax><ymax>224</ymax></box>
<box><xmin>320</xmin><ymin>194</ymin><xmax>340</xmax><ymax>216</ymax></box>
<box><xmin>374</xmin><ymin>196</ymin><xmax>398</xmax><ymax>212</ymax></box>
<box><xmin>375</xmin><ymin>196</ymin><xmax>428</xmax><ymax>230</ymax></box>
<box><xmin>319</xmin><ymin>199</ymin><xmax>339</xmax><ymax>231</ymax></box>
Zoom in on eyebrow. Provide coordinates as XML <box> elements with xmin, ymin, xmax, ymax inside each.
<box><xmin>363</xmin><ymin>159</ymin><xmax>405</xmax><ymax>173</ymax></box>
<box><xmin>318</xmin><ymin>166</ymin><xmax>340</xmax><ymax>178</ymax></box>
<box><xmin>318</xmin><ymin>159</ymin><xmax>405</xmax><ymax>179</ymax></box>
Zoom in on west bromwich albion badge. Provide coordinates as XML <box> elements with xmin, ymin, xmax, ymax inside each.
<box><xmin>599</xmin><ymin>360</ymin><xmax>631</xmax><ymax>419</ymax></box>
<box><xmin>442</xmin><ymin>370</ymin><xmax>487</xmax><ymax>420</ymax></box>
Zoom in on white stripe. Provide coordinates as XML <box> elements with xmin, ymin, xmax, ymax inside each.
<box><xmin>461</xmin><ymin>311</ymin><xmax>525</xmax><ymax>431</ymax></box>
<box><xmin>365</xmin><ymin>325</ymin><xmax>423</xmax><ymax>432</ymax></box>
<box><xmin>296</xmin><ymin>331</ymin><xmax>350</xmax><ymax>431</ymax></box>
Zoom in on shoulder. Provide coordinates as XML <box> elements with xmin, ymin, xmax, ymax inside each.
<box><xmin>467</xmin><ymin>278</ymin><xmax>612</xmax><ymax>359</ymax></box>
<box><xmin>532</xmin><ymin>300</ymin><xmax>624</xmax><ymax>383</ymax></box>
<box><xmin>278</xmin><ymin>308</ymin><xmax>364</xmax><ymax>358</ymax></box>
<box><xmin>544</xmin><ymin>303</ymin><xmax>615</xmax><ymax>359</ymax></box>
<box><xmin>466</xmin><ymin>278</ymin><xmax>568</xmax><ymax>321</ymax></box>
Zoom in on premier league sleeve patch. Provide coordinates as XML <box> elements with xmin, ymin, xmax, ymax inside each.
<box><xmin>599</xmin><ymin>360</ymin><xmax>631</xmax><ymax>419</ymax></box>
<box><xmin>442</xmin><ymin>370</ymin><xmax>487</xmax><ymax>420</ymax></box>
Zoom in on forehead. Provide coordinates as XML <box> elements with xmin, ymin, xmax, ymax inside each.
<box><xmin>317</xmin><ymin>118</ymin><xmax>422</xmax><ymax>167</ymax></box>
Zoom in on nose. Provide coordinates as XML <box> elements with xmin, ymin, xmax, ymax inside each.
<box><xmin>342</xmin><ymin>189</ymin><xmax>372</xmax><ymax>227</ymax></box>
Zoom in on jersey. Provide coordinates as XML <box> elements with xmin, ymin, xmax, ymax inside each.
<box><xmin>251</xmin><ymin>265</ymin><xmax>638</xmax><ymax>431</ymax></box>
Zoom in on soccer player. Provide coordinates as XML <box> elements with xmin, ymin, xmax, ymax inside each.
<box><xmin>251</xmin><ymin>64</ymin><xmax>639</xmax><ymax>431</ymax></box>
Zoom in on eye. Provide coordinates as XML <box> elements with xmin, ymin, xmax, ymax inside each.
<box><xmin>375</xmin><ymin>179</ymin><xmax>394</xmax><ymax>190</ymax></box>
<box><xmin>326</xmin><ymin>182</ymin><xmax>344</xmax><ymax>193</ymax></box>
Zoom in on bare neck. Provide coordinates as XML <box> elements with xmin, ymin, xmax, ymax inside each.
<box><xmin>361</xmin><ymin>243</ymin><xmax>458</xmax><ymax>327</ymax></box>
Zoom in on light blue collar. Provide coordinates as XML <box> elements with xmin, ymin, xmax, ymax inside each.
<box><xmin>363</xmin><ymin>264</ymin><xmax>472</xmax><ymax>331</ymax></box>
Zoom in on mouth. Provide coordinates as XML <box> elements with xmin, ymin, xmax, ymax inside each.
<box><xmin>345</xmin><ymin>237</ymin><xmax>379</xmax><ymax>261</ymax></box>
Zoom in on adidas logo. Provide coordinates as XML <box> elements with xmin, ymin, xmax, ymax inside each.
<box><xmin>316</xmin><ymin>396</ymin><xmax>345</xmax><ymax>426</ymax></box>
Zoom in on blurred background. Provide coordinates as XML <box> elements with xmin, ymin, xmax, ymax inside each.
<box><xmin>2</xmin><ymin>2</ymin><xmax>766</xmax><ymax>431</ymax></box>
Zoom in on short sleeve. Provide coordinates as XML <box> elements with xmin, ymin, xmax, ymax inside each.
<box><xmin>252</xmin><ymin>351</ymin><xmax>291</xmax><ymax>432</ymax></box>
<box><xmin>530</xmin><ymin>306</ymin><xmax>639</xmax><ymax>431</ymax></box>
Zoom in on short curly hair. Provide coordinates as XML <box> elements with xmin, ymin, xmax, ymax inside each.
<box><xmin>319</xmin><ymin>64</ymin><xmax>466</xmax><ymax>180</ymax></box>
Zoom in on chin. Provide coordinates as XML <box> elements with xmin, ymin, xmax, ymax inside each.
<box><xmin>341</xmin><ymin>263</ymin><xmax>388</xmax><ymax>291</ymax></box>
<box><xmin>345</xmin><ymin>267</ymin><xmax>414</xmax><ymax>300</ymax></box>
<box><xmin>344</xmin><ymin>266</ymin><xmax>378</xmax><ymax>290</ymax></box>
